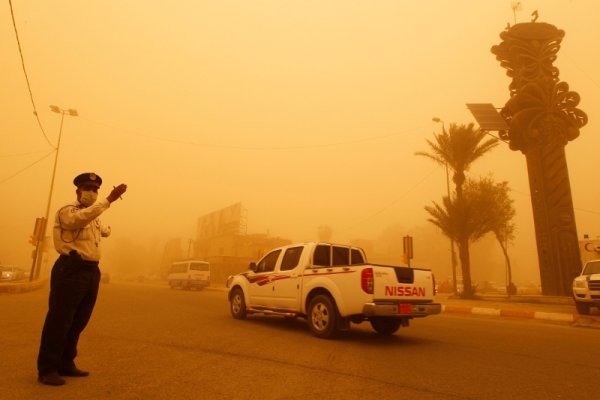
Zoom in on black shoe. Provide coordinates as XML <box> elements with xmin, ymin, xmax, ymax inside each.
<box><xmin>58</xmin><ymin>366</ymin><xmax>89</xmax><ymax>377</ymax></box>
<box><xmin>38</xmin><ymin>372</ymin><xmax>66</xmax><ymax>386</ymax></box>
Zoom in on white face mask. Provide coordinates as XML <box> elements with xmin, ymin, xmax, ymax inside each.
<box><xmin>80</xmin><ymin>190</ymin><xmax>98</xmax><ymax>207</ymax></box>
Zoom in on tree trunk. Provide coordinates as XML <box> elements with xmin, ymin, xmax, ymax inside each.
<box><xmin>458</xmin><ymin>239</ymin><xmax>474</xmax><ymax>298</ymax></box>
<box><xmin>453</xmin><ymin>173</ymin><xmax>473</xmax><ymax>298</ymax></box>
<box><xmin>497</xmin><ymin>238</ymin><xmax>516</xmax><ymax>295</ymax></box>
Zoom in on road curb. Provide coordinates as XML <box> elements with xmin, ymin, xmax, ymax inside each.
<box><xmin>573</xmin><ymin>315</ymin><xmax>600</xmax><ymax>328</ymax></box>
<box><xmin>442</xmin><ymin>304</ymin><xmax>600</xmax><ymax>328</ymax></box>
<box><xmin>533</xmin><ymin>311</ymin><xmax>575</xmax><ymax>323</ymax></box>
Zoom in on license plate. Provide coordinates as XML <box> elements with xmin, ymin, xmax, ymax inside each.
<box><xmin>398</xmin><ymin>303</ymin><xmax>412</xmax><ymax>314</ymax></box>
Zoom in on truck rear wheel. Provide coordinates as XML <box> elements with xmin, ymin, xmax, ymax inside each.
<box><xmin>230</xmin><ymin>288</ymin><xmax>247</xmax><ymax>319</ymax></box>
<box><xmin>308</xmin><ymin>295</ymin><xmax>338</xmax><ymax>339</ymax></box>
<box><xmin>575</xmin><ymin>300</ymin><xmax>591</xmax><ymax>315</ymax></box>
<box><xmin>370</xmin><ymin>317</ymin><xmax>402</xmax><ymax>335</ymax></box>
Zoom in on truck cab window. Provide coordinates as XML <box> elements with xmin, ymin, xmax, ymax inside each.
<box><xmin>257</xmin><ymin>250</ymin><xmax>281</xmax><ymax>272</ymax></box>
<box><xmin>281</xmin><ymin>246</ymin><xmax>303</xmax><ymax>271</ymax></box>
<box><xmin>313</xmin><ymin>245</ymin><xmax>330</xmax><ymax>267</ymax></box>
<box><xmin>332</xmin><ymin>246</ymin><xmax>350</xmax><ymax>266</ymax></box>
<box><xmin>350</xmin><ymin>248</ymin><xmax>365</xmax><ymax>264</ymax></box>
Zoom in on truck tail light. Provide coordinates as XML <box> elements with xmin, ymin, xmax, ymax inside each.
<box><xmin>432</xmin><ymin>273</ymin><xmax>437</xmax><ymax>295</ymax></box>
<box><xmin>361</xmin><ymin>268</ymin><xmax>374</xmax><ymax>294</ymax></box>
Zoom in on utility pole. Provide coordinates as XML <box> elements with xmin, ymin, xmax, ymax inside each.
<box><xmin>30</xmin><ymin>105</ymin><xmax>78</xmax><ymax>280</ymax></box>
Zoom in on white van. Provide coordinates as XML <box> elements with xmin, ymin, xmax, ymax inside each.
<box><xmin>167</xmin><ymin>260</ymin><xmax>210</xmax><ymax>290</ymax></box>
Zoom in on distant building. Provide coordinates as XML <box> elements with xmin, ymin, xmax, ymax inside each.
<box><xmin>192</xmin><ymin>203</ymin><xmax>291</xmax><ymax>285</ymax></box>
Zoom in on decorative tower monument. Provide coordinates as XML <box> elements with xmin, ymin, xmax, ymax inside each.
<box><xmin>491</xmin><ymin>20</ymin><xmax>587</xmax><ymax>296</ymax></box>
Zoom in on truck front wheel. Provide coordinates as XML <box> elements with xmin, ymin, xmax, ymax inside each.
<box><xmin>308</xmin><ymin>295</ymin><xmax>338</xmax><ymax>339</ymax></box>
<box><xmin>575</xmin><ymin>300</ymin><xmax>591</xmax><ymax>315</ymax></box>
<box><xmin>230</xmin><ymin>288</ymin><xmax>247</xmax><ymax>319</ymax></box>
<box><xmin>370</xmin><ymin>317</ymin><xmax>402</xmax><ymax>335</ymax></box>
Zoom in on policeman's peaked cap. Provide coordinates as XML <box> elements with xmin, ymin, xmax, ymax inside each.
<box><xmin>73</xmin><ymin>172</ymin><xmax>102</xmax><ymax>188</ymax></box>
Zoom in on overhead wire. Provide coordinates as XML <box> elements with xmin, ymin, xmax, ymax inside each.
<box><xmin>511</xmin><ymin>188</ymin><xmax>600</xmax><ymax>216</ymax></box>
<box><xmin>341</xmin><ymin>167</ymin><xmax>600</xmax><ymax>233</ymax></box>
<box><xmin>80</xmin><ymin>116</ymin><xmax>600</xmax><ymax>218</ymax></box>
<box><xmin>79</xmin><ymin>116</ymin><xmax>450</xmax><ymax>227</ymax></box>
<box><xmin>341</xmin><ymin>166</ymin><xmax>439</xmax><ymax>232</ymax></box>
<box><xmin>80</xmin><ymin>116</ymin><xmax>429</xmax><ymax>150</ymax></box>
<box><xmin>562</xmin><ymin>50</ymin><xmax>600</xmax><ymax>89</ymax></box>
<box><xmin>8</xmin><ymin>0</ymin><xmax>54</xmax><ymax>148</ymax></box>
<box><xmin>0</xmin><ymin>150</ymin><xmax>49</xmax><ymax>158</ymax></box>
<box><xmin>0</xmin><ymin>150</ymin><xmax>55</xmax><ymax>185</ymax></box>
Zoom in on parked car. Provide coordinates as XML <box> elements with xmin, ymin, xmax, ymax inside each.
<box><xmin>167</xmin><ymin>260</ymin><xmax>211</xmax><ymax>290</ymax></box>
<box><xmin>572</xmin><ymin>259</ymin><xmax>600</xmax><ymax>314</ymax></box>
<box><xmin>0</xmin><ymin>265</ymin><xmax>26</xmax><ymax>281</ymax></box>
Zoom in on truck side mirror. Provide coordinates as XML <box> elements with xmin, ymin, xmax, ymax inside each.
<box><xmin>249</xmin><ymin>262</ymin><xmax>257</xmax><ymax>272</ymax></box>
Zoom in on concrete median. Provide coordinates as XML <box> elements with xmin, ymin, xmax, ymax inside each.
<box><xmin>0</xmin><ymin>279</ymin><xmax>47</xmax><ymax>294</ymax></box>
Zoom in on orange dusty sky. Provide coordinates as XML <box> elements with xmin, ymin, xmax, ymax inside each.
<box><xmin>1</xmin><ymin>1</ymin><xmax>599</xmax><ymax>284</ymax></box>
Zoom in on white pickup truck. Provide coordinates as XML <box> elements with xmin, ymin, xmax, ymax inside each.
<box><xmin>226</xmin><ymin>242</ymin><xmax>441</xmax><ymax>338</ymax></box>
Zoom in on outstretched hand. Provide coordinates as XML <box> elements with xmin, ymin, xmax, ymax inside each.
<box><xmin>107</xmin><ymin>184</ymin><xmax>128</xmax><ymax>203</ymax></box>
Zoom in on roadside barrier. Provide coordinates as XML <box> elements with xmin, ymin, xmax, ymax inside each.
<box><xmin>0</xmin><ymin>279</ymin><xmax>47</xmax><ymax>294</ymax></box>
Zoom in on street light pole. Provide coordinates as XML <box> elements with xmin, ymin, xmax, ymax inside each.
<box><xmin>432</xmin><ymin>117</ymin><xmax>459</xmax><ymax>296</ymax></box>
<box><xmin>31</xmin><ymin>105</ymin><xmax>78</xmax><ymax>280</ymax></box>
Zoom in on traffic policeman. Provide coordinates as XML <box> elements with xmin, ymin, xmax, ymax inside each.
<box><xmin>37</xmin><ymin>172</ymin><xmax>127</xmax><ymax>386</ymax></box>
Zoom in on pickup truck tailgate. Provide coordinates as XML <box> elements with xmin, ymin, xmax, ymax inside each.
<box><xmin>372</xmin><ymin>265</ymin><xmax>434</xmax><ymax>301</ymax></box>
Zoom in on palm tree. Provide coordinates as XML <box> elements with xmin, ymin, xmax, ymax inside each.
<box><xmin>425</xmin><ymin>177</ymin><xmax>514</xmax><ymax>297</ymax></box>
<box><xmin>416</xmin><ymin>123</ymin><xmax>499</xmax><ymax>198</ymax></box>
<box><xmin>424</xmin><ymin>190</ymin><xmax>485</xmax><ymax>298</ymax></box>
<box><xmin>472</xmin><ymin>178</ymin><xmax>517</xmax><ymax>295</ymax></box>
<box><xmin>416</xmin><ymin>123</ymin><xmax>499</xmax><ymax>297</ymax></box>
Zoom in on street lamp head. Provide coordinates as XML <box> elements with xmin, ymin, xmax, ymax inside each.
<box><xmin>49</xmin><ymin>105</ymin><xmax>78</xmax><ymax>117</ymax></box>
<box><xmin>432</xmin><ymin>117</ymin><xmax>443</xmax><ymax>123</ymax></box>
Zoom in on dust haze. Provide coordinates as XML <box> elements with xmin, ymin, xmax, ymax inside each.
<box><xmin>2</xmin><ymin>1</ymin><xmax>599</xmax><ymax>287</ymax></box>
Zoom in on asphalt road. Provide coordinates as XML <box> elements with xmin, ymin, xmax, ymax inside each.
<box><xmin>2</xmin><ymin>282</ymin><xmax>599</xmax><ymax>400</ymax></box>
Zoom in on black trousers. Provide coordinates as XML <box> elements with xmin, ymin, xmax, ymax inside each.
<box><xmin>37</xmin><ymin>253</ymin><xmax>101</xmax><ymax>376</ymax></box>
